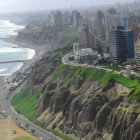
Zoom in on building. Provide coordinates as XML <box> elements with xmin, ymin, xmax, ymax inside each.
<box><xmin>96</xmin><ymin>10</ymin><xmax>106</xmax><ymax>38</ymax></box>
<box><xmin>73</xmin><ymin>42</ymin><xmax>85</xmax><ymax>53</ymax></box>
<box><xmin>79</xmin><ymin>24</ymin><xmax>95</xmax><ymax>49</ymax></box>
<box><xmin>109</xmin><ymin>26</ymin><xmax>135</xmax><ymax>63</ymax></box>
<box><xmin>50</xmin><ymin>11</ymin><xmax>62</xmax><ymax>26</ymax></box>
<box><xmin>106</xmin><ymin>8</ymin><xmax>121</xmax><ymax>41</ymax></box>
<box><xmin>89</xmin><ymin>32</ymin><xmax>95</xmax><ymax>50</ymax></box>
<box><xmin>62</xmin><ymin>12</ymin><xmax>69</xmax><ymax>25</ymax></box>
<box><xmin>131</xmin><ymin>26</ymin><xmax>140</xmax><ymax>42</ymax></box>
<box><xmin>74</xmin><ymin>48</ymin><xmax>98</xmax><ymax>63</ymax></box>
<box><xmin>135</xmin><ymin>42</ymin><xmax>140</xmax><ymax>69</ymax></box>
<box><xmin>121</xmin><ymin>18</ymin><xmax>129</xmax><ymax>29</ymax></box>
<box><xmin>128</xmin><ymin>15</ymin><xmax>140</xmax><ymax>27</ymax></box>
<box><xmin>72</xmin><ymin>11</ymin><xmax>81</xmax><ymax>27</ymax></box>
<box><xmin>79</xmin><ymin>24</ymin><xmax>90</xmax><ymax>48</ymax></box>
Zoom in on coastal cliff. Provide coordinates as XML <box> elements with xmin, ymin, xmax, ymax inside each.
<box><xmin>12</xmin><ymin>46</ymin><xmax>140</xmax><ymax>140</ymax></box>
<box><xmin>16</xmin><ymin>26</ymin><xmax>79</xmax><ymax>48</ymax></box>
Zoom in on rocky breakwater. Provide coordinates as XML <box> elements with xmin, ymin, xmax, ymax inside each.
<box><xmin>20</xmin><ymin>52</ymin><xmax>140</xmax><ymax>140</ymax></box>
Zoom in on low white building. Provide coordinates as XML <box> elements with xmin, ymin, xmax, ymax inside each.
<box><xmin>74</xmin><ymin>48</ymin><xmax>98</xmax><ymax>63</ymax></box>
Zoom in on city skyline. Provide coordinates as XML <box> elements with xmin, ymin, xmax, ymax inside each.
<box><xmin>0</xmin><ymin>0</ymin><xmax>133</xmax><ymax>13</ymax></box>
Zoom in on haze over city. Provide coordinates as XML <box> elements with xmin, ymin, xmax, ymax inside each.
<box><xmin>1</xmin><ymin>0</ymin><xmax>140</xmax><ymax>140</ymax></box>
<box><xmin>0</xmin><ymin>0</ymin><xmax>134</xmax><ymax>13</ymax></box>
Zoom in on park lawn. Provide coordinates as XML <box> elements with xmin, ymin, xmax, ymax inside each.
<box><xmin>11</xmin><ymin>85</ymin><xmax>42</xmax><ymax>122</ymax></box>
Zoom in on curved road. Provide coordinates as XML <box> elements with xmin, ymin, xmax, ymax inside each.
<box><xmin>0</xmin><ymin>79</ymin><xmax>61</xmax><ymax>140</ymax></box>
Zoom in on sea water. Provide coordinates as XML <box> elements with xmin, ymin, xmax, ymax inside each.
<box><xmin>0</xmin><ymin>20</ymin><xmax>35</xmax><ymax>76</ymax></box>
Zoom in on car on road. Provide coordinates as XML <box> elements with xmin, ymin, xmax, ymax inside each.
<box><xmin>12</xmin><ymin>129</ymin><xmax>16</xmax><ymax>134</ymax></box>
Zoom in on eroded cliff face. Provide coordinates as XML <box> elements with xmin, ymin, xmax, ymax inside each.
<box><xmin>28</xmin><ymin>55</ymin><xmax>140</xmax><ymax>140</ymax></box>
<box><xmin>17</xmin><ymin>28</ymin><xmax>63</xmax><ymax>45</ymax></box>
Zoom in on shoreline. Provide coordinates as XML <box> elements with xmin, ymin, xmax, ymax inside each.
<box><xmin>0</xmin><ymin>34</ymin><xmax>51</xmax><ymax>99</ymax></box>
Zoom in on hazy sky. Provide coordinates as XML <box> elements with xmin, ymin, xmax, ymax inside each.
<box><xmin>0</xmin><ymin>0</ymin><xmax>133</xmax><ymax>13</ymax></box>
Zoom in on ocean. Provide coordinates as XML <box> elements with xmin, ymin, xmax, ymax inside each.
<box><xmin>0</xmin><ymin>20</ymin><xmax>35</xmax><ymax>76</ymax></box>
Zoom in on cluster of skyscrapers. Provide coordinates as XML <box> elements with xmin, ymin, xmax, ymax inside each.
<box><xmin>49</xmin><ymin>10</ymin><xmax>82</xmax><ymax>27</ymax></box>
<box><xmin>47</xmin><ymin>5</ymin><xmax>140</xmax><ymax>68</ymax></box>
<box><xmin>78</xmin><ymin>8</ymin><xmax>140</xmax><ymax>68</ymax></box>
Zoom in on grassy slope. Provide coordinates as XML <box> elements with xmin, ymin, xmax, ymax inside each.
<box><xmin>12</xmin><ymin>44</ymin><xmax>75</xmax><ymax>140</ymax></box>
<box><xmin>12</xmin><ymin>42</ymin><xmax>140</xmax><ymax>140</ymax></box>
<box><xmin>12</xmin><ymin>85</ymin><xmax>42</xmax><ymax>122</ymax></box>
<box><xmin>50</xmin><ymin>64</ymin><xmax>139</xmax><ymax>88</ymax></box>
<box><xmin>49</xmin><ymin>45</ymin><xmax>140</xmax><ymax>100</ymax></box>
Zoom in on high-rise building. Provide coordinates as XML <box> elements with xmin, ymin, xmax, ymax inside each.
<box><xmin>128</xmin><ymin>15</ymin><xmax>140</xmax><ymax>27</ymax></box>
<box><xmin>131</xmin><ymin>26</ymin><xmax>140</xmax><ymax>42</ymax></box>
<box><xmin>79</xmin><ymin>24</ymin><xmax>95</xmax><ymax>49</ymax></box>
<box><xmin>72</xmin><ymin>11</ymin><xmax>81</xmax><ymax>27</ymax></box>
<box><xmin>50</xmin><ymin>11</ymin><xmax>62</xmax><ymax>26</ymax></box>
<box><xmin>135</xmin><ymin>41</ymin><xmax>140</xmax><ymax>69</ymax></box>
<box><xmin>62</xmin><ymin>12</ymin><xmax>70</xmax><ymax>25</ymax></box>
<box><xmin>89</xmin><ymin>32</ymin><xmax>95</xmax><ymax>50</ymax></box>
<box><xmin>106</xmin><ymin>8</ymin><xmax>121</xmax><ymax>40</ymax></box>
<box><xmin>109</xmin><ymin>26</ymin><xmax>135</xmax><ymax>62</ymax></box>
<box><xmin>96</xmin><ymin>10</ymin><xmax>106</xmax><ymax>38</ymax></box>
<box><xmin>121</xmin><ymin>18</ymin><xmax>129</xmax><ymax>28</ymax></box>
<box><xmin>79</xmin><ymin>24</ymin><xmax>89</xmax><ymax>48</ymax></box>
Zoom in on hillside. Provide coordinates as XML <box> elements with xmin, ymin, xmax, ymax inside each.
<box><xmin>17</xmin><ymin>26</ymin><xmax>79</xmax><ymax>47</ymax></box>
<box><xmin>12</xmin><ymin>45</ymin><xmax>140</xmax><ymax>140</ymax></box>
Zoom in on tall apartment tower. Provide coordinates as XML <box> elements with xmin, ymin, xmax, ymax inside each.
<box><xmin>106</xmin><ymin>8</ymin><xmax>120</xmax><ymax>41</ymax></box>
<box><xmin>50</xmin><ymin>11</ymin><xmax>62</xmax><ymax>26</ymax></box>
<box><xmin>109</xmin><ymin>26</ymin><xmax>135</xmax><ymax>62</ymax></box>
<box><xmin>72</xmin><ymin>11</ymin><xmax>81</xmax><ymax>27</ymax></box>
<box><xmin>135</xmin><ymin>41</ymin><xmax>140</xmax><ymax>69</ymax></box>
<box><xmin>79</xmin><ymin>24</ymin><xmax>89</xmax><ymax>48</ymax></box>
<box><xmin>96</xmin><ymin>10</ymin><xmax>106</xmax><ymax>38</ymax></box>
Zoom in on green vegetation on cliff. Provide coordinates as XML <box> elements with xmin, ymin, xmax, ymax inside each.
<box><xmin>49</xmin><ymin>129</ymin><xmax>73</xmax><ymax>140</ymax></box>
<box><xmin>128</xmin><ymin>86</ymin><xmax>140</xmax><ymax>100</ymax></box>
<box><xmin>11</xmin><ymin>85</ymin><xmax>42</xmax><ymax>121</ymax></box>
<box><xmin>50</xmin><ymin>64</ymin><xmax>139</xmax><ymax>88</ymax></box>
<box><xmin>12</xmin><ymin>42</ymin><xmax>140</xmax><ymax>140</ymax></box>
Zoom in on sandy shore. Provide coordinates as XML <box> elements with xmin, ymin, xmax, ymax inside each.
<box><xmin>0</xmin><ymin>36</ymin><xmax>51</xmax><ymax>80</ymax></box>
<box><xmin>0</xmin><ymin>35</ymin><xmax>53</xmax><ymax>104</ymax></box>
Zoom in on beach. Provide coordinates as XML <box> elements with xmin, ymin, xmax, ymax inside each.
<box><xmin>0</xmin><ymin>21</ymin><xmax>52</xmax><ymax>139</ymax></box>
<box><xmin>0</xmin><ymin>21</ymin><xmax>52</xmax><ymax>108</ymax></box>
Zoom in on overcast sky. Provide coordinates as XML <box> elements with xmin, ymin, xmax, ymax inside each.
<box><xmin>0</xmin><ymin>0</ymin><xmax>133</xmax><ymax>13</ymax></box>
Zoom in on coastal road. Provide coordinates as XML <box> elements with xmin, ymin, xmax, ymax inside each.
<box><xmin>0</xmin><ymin>79</ymin><xmax>61</xmax><ymax>140</ymax></box>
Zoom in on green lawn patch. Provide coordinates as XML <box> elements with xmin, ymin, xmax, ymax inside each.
<box><xmin>80</xmin><ymin>67</ymin><xmax>106</xmax><ymax>81</ymax></box>
<box><xmin>15</xmin><ymin>137</ymin><xmax>32</xmax><ymax>140</ymax></box>
<box><xmin>113</xmin><ymin>75</ymin><xmax>139</xmax><ymax>88</ymax></box>
<box><xmin>50</xmin><ymin>64</ymin><xmax>139</xmax><ymax>89</ymax></box>
<box><xmin>61</xmin><ymin>31</ymin><xmax>79</xmax><ymax>43</ymax></box>
<box><xmin>49</xmin><ymin>129</ymin><xmax>74</xmax><ymax>140</ymax></box>
<box><xmin>128</xmin><ymin>86</ymin><xmax>140</xmax><ymax>100</ymax></box>
<box><xmin>11</xmin><ymin>85</ymin><xmax>42</xmax><ymax>122</ymax></box>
